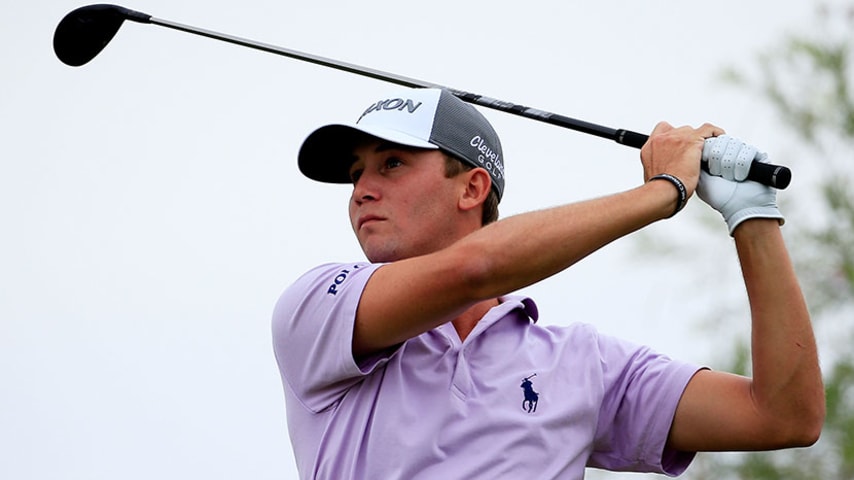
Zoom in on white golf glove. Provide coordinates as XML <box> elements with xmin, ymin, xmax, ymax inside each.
<box><xmin>697</xmin><ymin>136</ymin><xmax>785</xmax><ymax>235</ymax></box>
<box><xmin>703</xmin><ymin>134</ymin><xmax>757</xmax><ymax>181</ymax></box>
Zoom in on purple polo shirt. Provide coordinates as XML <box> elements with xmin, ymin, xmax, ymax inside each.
<box><xmin>273</xmin><ymin>262</ymin><xmax>701</xmax><ymax>479</ymax></box>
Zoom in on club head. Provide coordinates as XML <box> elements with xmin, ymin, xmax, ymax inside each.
<box><xmin>54</xmin><ymin>4</ymin><xmax>150</xmax><ymax>67</ymax></box>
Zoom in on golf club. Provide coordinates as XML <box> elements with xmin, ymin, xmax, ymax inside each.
<box><xmin>54</xmin><ymin>4</ymin><xmax>792</xmax><ymax>189</ymax></box>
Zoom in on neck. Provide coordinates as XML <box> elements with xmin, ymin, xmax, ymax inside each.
<box><xmin>452</xmin><ymin>297</ymin><xmax>500</xmax><ymax>342</ymax></box>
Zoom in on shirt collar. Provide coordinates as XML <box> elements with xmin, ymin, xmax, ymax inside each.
<box><xmin>456</xmin><ymin>295</ymin><xmax>538</xmax><ymax>344</ymax></box>
<box><xmin>496</xmin><ymin>295</ymin><xmax>539</xmax><ymax>323</ymax></box>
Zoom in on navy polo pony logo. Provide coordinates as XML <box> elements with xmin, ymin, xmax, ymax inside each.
<box><xmin>521</xmin><ymin>374</ymin><xmax>539</xmax><ymax>413</ymax></box>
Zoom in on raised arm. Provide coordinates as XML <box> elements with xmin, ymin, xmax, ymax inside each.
<box><xmin>668</xmin><ymin>220</ymin><xmax>825</xmax><ymax>450</ymax></box>
<box><xmin>353</xmin><ymin>122</ymin><xmax>721</xmax><ymax>357</ymax></box>
<box><xmin>667</xmin><ymin>140</ymin><xmax>825</xmax><ymax>451</ymax></box>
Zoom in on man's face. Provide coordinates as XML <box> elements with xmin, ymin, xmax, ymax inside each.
<box><xmin>348</xmin><ymin>138</ymin><xmax>467</xmax><ymax>263</ymax></box>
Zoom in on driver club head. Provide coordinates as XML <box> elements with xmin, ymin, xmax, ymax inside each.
<box><xmin>54</xmin><ymin>4</ymin><xmax>150</xmax><ymax>67</ymax></box>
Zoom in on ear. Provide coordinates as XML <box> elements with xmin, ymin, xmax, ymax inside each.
<box><xmin>458</xmin><ymin>168</ymin><xmax>492</xmax><ymax>213</ymax></box>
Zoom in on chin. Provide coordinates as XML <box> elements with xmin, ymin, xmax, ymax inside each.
<box><xmin>361</xmin><ymin>244</ymin><xmax>404</xmax><ymax>264</ymax></box>
<box><xmin>365</xmin><ymin>254</ymin><xmax>394</xmax><ymax>264</ymax></box>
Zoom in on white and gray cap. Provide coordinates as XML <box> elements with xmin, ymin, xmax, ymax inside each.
<box><xmin>298</xmin><ymin>87</ymin><xmax>506</xmax><ymax>199</ymax></box>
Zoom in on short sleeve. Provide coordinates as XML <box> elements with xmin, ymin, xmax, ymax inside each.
<box><xmin>271</xmin><ymin>262</ymin><xmax>386</xmax><ymax>413</ymax></box>
<box><xmin>588</xmin><ymin>331</ymin><xmax>702</xmax><ymax>475</ymax></box>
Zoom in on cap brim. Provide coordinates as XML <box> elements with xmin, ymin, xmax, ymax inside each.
<box><xmin>298</xmin><ymin>123</ymin><xmax>438</xmax><ymax>184</ymax></box>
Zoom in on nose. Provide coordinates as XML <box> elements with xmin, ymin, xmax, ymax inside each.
<box><xmin>351</xmin><ymin>171</ymin><xmax>380</xmax><ymax>205</ymax></box>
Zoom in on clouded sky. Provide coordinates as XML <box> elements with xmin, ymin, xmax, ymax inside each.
<box><xmin>1</xmin><ymin>1</ymin><xmax>832</xmax><ymax>478</ymax></box>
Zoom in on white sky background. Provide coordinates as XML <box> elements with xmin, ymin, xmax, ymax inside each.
<box><xmin>0</xmin><ymin>1</ymin><xmax>834</xmax><ymax>479</ymax></box>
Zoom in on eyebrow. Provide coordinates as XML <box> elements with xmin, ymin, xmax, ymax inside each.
<box><xmin>375</xmin><ymin>141</ymin><xmax>412</xmax><ymax>153</ymax></box>
<box><xmin>348</xmin><ymin>141</ymin><xmax>431</xmax><ymax>173</ymax></box>
<box><xmin>348</xmin><ymin>142</ymin><xmax>418</xmax><ymax>163</ymax></box>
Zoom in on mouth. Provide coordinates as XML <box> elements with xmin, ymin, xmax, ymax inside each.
<box><xmin>357</xmin><ymin>215</ymin><xmax>385</xmax><ymax>230</ymax></box>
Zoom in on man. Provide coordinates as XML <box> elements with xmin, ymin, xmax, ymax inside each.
<box><xmin>272</xmin><ymin>87</ymin><xmax>824</xmax><ymax>479</ymax></box>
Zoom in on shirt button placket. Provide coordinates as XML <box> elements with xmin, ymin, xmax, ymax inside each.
<box><xmin>450</xmin><ymin>347</ymin><xmax>473</xmax><ymax>400</ymax></box>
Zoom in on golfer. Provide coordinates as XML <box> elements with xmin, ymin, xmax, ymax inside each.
<box><xmin>272</xmin><ymin>87</ymin><xmax>824</xmax><ymax>479</ymax></box>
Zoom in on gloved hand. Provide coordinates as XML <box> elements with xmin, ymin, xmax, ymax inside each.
<box><xmin>702</xmin><ymin>134</ymin><xmax>758</xmax><ymax>181</ymax></box>
<box><xmin>697</xmin><ymin>136</ymin><xmax>785</xmax><ymax>235</ymax></box>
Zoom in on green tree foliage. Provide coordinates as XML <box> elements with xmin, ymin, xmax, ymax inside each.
<box><xmin>690</xmin><ymin>3</ymin><xmax>854</xmax><ymax>479</ymax></box>
<box><xmin>588</xmin><ymin>6</ymin><xmax>853</xmax><ymax>479</ymax></box>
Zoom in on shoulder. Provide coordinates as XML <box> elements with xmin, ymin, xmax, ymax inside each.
<box><xmin>536</xmin><ymin>321</ymin><xmax>689</xmax><ymax>375</ymax></box>
<box><xmin>272</xmin><ymin>262</ymin><xmax>380</xmax><ymax>333</ymax></box>
<box><xmin>281</xmin><ymin>262</ymin><xmax>378</xmax><ymax>300</ymax></box>
<box><xmin>534</xmin><ymin>320</ymin><xmax>607</xmax><ymax>350</ymax></box>
<box><xmin>291</xmin><ymin>261</ymin><xmax>375</xmax><ymax>286</ymax></box>
<box><xmin>548</xmin><ymin>322</ymin><xmax>644</xmax><ymax>356</ymax></box>
<box><xmin>271</xmin><ymin>262</ymin><xmax>387</xmax><ymax>412</ymax></box>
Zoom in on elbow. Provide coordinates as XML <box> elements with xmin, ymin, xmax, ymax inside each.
<box><xmin>792</xmin><ymin>401</ymin><xmax>826</xmax><ymax>447</ymax></box>
<box><xmin>449</xmin><ymin>240</ymin><xmax>502</xmax><ymax>301</ymax></box>
<box><xmin>796</xmin><ymin>381</ymin><xmax>827</xmax><ymax>447</ymax></box>
<box><xmin>784</xmin><ymin>421</ymin><xmax>823</xmax><ymax>449</ymax></box>
<box><xmin>776</xmin><ymin>393</ymin><xmax>826</xmax><ymax>448</ymax></box>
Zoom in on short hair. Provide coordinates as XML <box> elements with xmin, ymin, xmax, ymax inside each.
<box><xmin>442</xmin><ymin>153</ymin><xmax>500</xmax><ymax>225</ymax></box>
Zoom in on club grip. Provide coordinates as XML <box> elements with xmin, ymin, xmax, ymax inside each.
<box><xmin>615</xmin><ymin>129</ymin><xmax>791</xmax><ymax>189</ymax></box>
<box><xmin>742</xmin><ymin>161</ymin><xmax>791</xmax><ymax>189</ymax></box>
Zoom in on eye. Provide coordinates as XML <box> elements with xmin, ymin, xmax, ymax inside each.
<box><xmin>383</xmin><ymin>157</ymin><xmax>403</xmax><ymax>170</ymax></box>
<box><xmin>349</xmin><ymin>167</ymin><xmax>363</xmax><ymax>184</ymax></box>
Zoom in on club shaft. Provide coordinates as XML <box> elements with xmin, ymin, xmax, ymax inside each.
<box><xmin>149</xmin><ymin>17</ymin><xmax>436</xmax><ymax>89</ymax></box>
<box><xmin>146</xmin><ymin>15</ymin><xmax>639</xmax><ymax>146</ymax></box>
<box><xmin>131</xmin><ymin>11</ymin><xmax>789</xmax><ymax>189</ymax></box>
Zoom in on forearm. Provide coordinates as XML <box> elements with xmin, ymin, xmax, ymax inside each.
<box><xmin>355</xmin><ymin>122</ymin><xmax>717</xmax><ymax>356</ymax></box>
<box><xmin>462</xmin><ymin>179</ymin><xmax>677</xmax><ymax>298</ymax></box>
<box><xmin>734</xmin><ymin>220</ymin><xmax>825</xmax><ymax>443</ymax></box>
<box><xmin>355</xmin><ymin>180</ymin><xmax>678</xmax><ymax>355</ymax></box>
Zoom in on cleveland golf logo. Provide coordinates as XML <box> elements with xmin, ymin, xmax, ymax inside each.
<box><xmin>521</xmin><ymin>374</ymin><xmax>539</xmax><ymax>413</ymax></box>
<box><xmin>358</xmin><ymin>98</ymin><xmax>423</xmax><ymax>123</ymax></box>
<box><xmin>470</xmin><ymin>135</ymin><xmax>505</xmax><ymax>180</ymax></box>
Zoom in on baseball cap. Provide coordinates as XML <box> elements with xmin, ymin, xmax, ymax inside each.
<box><xmin>298</xmin><ymin>87</ymin><xmax>506</xmax><ymax>199</ymax></box>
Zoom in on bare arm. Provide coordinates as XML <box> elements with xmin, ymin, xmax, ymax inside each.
<box><xmin>353</xmin><ymin>122</ymin><xmax>720</xmax><ymax>357</ymax></box>
<box><xmin>668</xmin><ymin>219</ymin><xmax>825</xmax><ymax>451</ymax></box>
<box><xmin>355</xmin><ymin>180</ymin><xmax>677</xmax><ymax>355</ymax></box>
